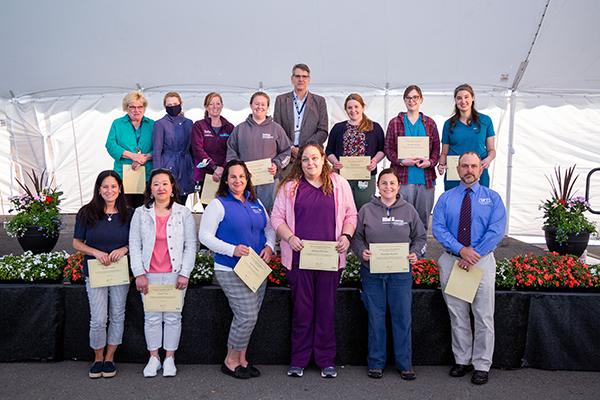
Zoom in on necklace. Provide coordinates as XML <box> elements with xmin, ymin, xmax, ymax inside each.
<box><xmin>106</xmin><ymin>212</ymin><xmax>117</xmax><ymax>222</ymax></box>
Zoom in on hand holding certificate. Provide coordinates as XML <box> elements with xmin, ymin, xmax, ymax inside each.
<box><xmin>339</xmin><ymin>156</ymin><xmax>371</xmax><ymax>180</ymax></box>
<box><xmin>443</xmin><ymin>261</ymin><xmax>484</xmax><ymax>303</ymax></box>
<box><xmin>88</xmin><ymin>257</ymin><xmax>130</xmax><ymax>288</ymax></box>
<box><xmin>144</xmin><ymin>284</ymin><xmax>183</xmax><ymax>312</ymax></box>
<box><xmin>234</xmin><ymin>248</ymin><xmax>273</xmax><ymax>293</ymax></box>
<box><xmin>446</xmin><ymin>156</ymin><xmax>460</xmax><ymax>181</ymax></box>
<box><xmin>300</xmin><ymin>240</ymin><xmax>338</xmax><ymax>271</ymax></box>
<box><xmin>370</xmin><ymin>243</ymin><xmax>409</xmax><ymax>273</ymax></box>
<box><xmin>123</xmin><ymin>164</ymin><xmax>146</xmax><ymax>194</ymax></box>
<box><xmin>397</xmin><ymin>137</ymin><xmax>429</xmax><ymax>160</ymax></box>
<box><xmin>245</xmin><ymin>158</ymin><xmax>274</xmax><ymax>186</ymax></box>
<box><xmin>200</xmin><ymin>174</ymin><xmax>219</xmax><ymax>204</ymax></box>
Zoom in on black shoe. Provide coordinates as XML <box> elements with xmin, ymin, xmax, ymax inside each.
<box><xmin>245</xmin><ymin>364</ymin><xmax>261</xmax><ymax>378</ymax></box>
<box><xmin>221</xmin><ymin>363</ymin><xmax>251</xmax><ymax>379</ymax></box>
<box><xmin>89</xmin><ymin>361</ymin><xmax>103</xmax><ymax>379</ymax></box>
<box><xmin>400</xmin><ymin>370</ymin><xmax>416</xmax><ymax>381</ymax></box>
<box><xmin>471</xmin><ymin>370</ymin><xmax>489</xmax><ymax>385</ymax></box>
<box><xmin>449</xmin><ymin>364</ymin><xmax>474</xmax><ymax>377</ymax></box>
<box><xmin>367</xmin><ymin>368</ymin><xmax>383</xmax><ymax>379</ymax></box>
<box><xmin>101</xmin><ymin>361</ymin><xmax>117</xmax><ymax>378</ymax></box>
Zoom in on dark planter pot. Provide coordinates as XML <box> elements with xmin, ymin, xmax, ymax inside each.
<box><xmin>544</xmin><ymin>227</ymin><xmax>589</xmax><ymax>257</ymax></box>
<box><xmin>16</xmin><ymin>227</ymin><xmax>59</xmax><ymax>254</ymax></box>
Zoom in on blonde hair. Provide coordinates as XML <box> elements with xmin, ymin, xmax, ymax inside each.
<box><xmin>122</xmin><ymin>91</ymin><xmax>148</xmax><ymax>111</ymax></box>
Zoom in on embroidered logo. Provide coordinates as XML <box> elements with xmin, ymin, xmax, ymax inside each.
<box><xmin>262</xmin><ymin>133</ymin><xmax>274</xmax><ymax>139</ymax></box>
<box><xmin>479</xmin><ymin>197</ymin><xmax>492</xmax><ymax>206</ymax></box>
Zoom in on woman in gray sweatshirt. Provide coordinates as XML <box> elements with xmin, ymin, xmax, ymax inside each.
<box><xmin>351</xmin><ymin>168</ymin><xmax>427</xmax><ymax>380</ymax></box>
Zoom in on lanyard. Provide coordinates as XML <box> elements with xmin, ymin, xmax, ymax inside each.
<box><xmin>293</xmin><ymin>94</ymin><xmax>308</xmax><ymax>130</ymax></box>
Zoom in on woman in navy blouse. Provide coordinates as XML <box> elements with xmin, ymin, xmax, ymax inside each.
<box><xmin>73</xmin><ymin>170</ymin><xmax>132</xmax><ymax>379</ymax></box>
<box><xmin>152</xmin><ymin>92</ymin><xmax>195</xmax><ymax>204</ymax></box>
<box><xmin>326</xmin><ymin>93</ymin><xmax>385</xmax><ymax>211</ymax></box>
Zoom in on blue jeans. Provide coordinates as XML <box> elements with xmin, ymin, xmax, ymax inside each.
<box><xmin>360</xmin><ymin>266</ymin><xmax>412</xmax><ymax>370</ymax></box>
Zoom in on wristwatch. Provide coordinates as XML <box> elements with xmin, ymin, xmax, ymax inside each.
<box><xmin>341</xmin><ymin>233</ymin><xmax>353</xmax><ymax>241</ymax></box>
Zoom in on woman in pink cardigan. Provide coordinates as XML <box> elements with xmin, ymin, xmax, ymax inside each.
<box><xmin>271</xmin><ymin>143</ymin><xmax>357</xmax><ymax>379</ymax></box>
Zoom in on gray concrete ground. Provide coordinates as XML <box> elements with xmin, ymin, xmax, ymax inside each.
<box><xmin>0</xmin><ymin>362</ymin><xmax>599</xmax><ymax>400</ymax></box>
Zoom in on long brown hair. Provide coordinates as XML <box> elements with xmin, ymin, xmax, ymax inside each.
<box><xmin>278</xmin><ymin>143</ymin><xmax>334</xmax><ymax>196</ymax></box>
<box><xmin>203</xmin><ymin>92</ymin><xmax>223</xmax><ymax>118</ymax></box>
<box><xmin>344</xmin><ymin>93</ymin><xmax>373</xmax><ymax>133</ymax></box>
<box><xmin>449</xmin><ymin>83</ymin><xmax>480</xmax><ymax>133</ymax></box>
<box><xmin>216</xmin><ymin>160</ymin><xmax>257</xmax><ymax>202</ymax></box>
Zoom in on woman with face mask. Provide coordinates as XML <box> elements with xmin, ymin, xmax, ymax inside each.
<box><xmin>152</xmin><ymin>92</ymin><xmax>195</xmax><ymax>205</ymax></box>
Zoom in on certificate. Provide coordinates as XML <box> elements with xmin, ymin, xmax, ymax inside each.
<box><xmin>397</xmin><ymin>137</ymin><xmax>429</xmax><ymax>159</ymax></box>
<box><xmin>339</xmin><ymin>156</ymin><xmax>371</xmax><ymax>180</ymax></box>
<box><xmin>370</xmin><ymin>243</ymin><xmax>409</xmax><ymax>273</ymax></box>
<box><xmin>123</xmin><ymin>164</ymin><xmax>146</xmax><ymax>194</ymax></box>
<box><xmin>300</xmin><ymin>240</ymin><xmax>338</xmax><ymax>271</ymax></box>
<box><xmin>234</xmin><ymin>248</ymin><xmax>272</xmax><ymax>293</ymax></box>
<box><xmin>443</xmin><ymin>261</ymin><xmax>484</xmax><ymax>303</ymax></box>
<box><xmin>88</xmin><ymin>257</ymin><xmax>130</xmax><ymax>288</ymax></box>
<box><xmin>144</xmin><ymin>284</ymin><xmax>183</xmax><ymax>312</ymax></box>
<box><xmin>245</xmin><ymin>158</ymin><xmax>274</xmax><ymax>186</ymax></box>
<box><xmin>446</xmin><ymin>156</ymin><xmax>460</xmax><ymax>181</ymax></box>
<box><xmin>200</xmin><ymin>174</ymin><xmax>219</xmax><ymax>204</ymax></box>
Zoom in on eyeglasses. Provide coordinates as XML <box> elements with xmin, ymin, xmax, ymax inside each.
<box><xmin>293</xmin><ymin>74</ymin><xmax>310</xmax><ymax>80</ymax></box>
<box><xmin>404</xmin><ymin>96</ymin><xmax>421</xmax><ymax>102</ymax></box>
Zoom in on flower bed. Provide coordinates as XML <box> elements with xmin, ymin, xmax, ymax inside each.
<box><xmin>0</xmin><ymin>251</ymin><xmax>67</xmax><ymax>282</ymax></box>
<box><xmin>511</xmin><ymin>252</ymin><xmax>598</xmax><ymax>290</ymax></box>
<box><xmin>267</xmin><ymin>255</ymin><xmax>287</xmax><ymax>287</ymax></box>
<box><xmin>63</xmin><ymin>252</ymin><xmax>85</xmax><ymax>284</ymax></box>
<box><xmin>189</xmin><ymin>250</ymin><xmax>215</xmax><ymax>285</ymax></box>
<box><xmin>412</xmin><ymin>258</ymin><xmax>440</xmax><ymax>288</ymax></box>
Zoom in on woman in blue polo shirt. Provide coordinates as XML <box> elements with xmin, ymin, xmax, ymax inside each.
<box><xmin>198</xmin><ymin>159</ymin><xmax>276</xmax><ymax>379</ymax></box>
<box><xmin>438</xmin><ymin>84</ymin><xmax>495</xmax><ymax>191</ymax></box>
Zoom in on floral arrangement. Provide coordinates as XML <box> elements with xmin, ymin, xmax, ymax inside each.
<box><xmin>511</xmin><ymin>252</ymin><xmax>598</xmax><ymax>289</ymax></box>
<box><xmin>589</xmin><ymin>264</ymin><xmax>600</xmax><ymax>288</ymax></box>
<box><xmin>63</xmin><ymin>252</ymin><xmax>85</xmax><ymax>283</ymax></box>
<box><xmin>540</xmin><ymin>165</ymin><xmax>596</xmax><ymax>244</ymax></box>
<box><xmin>341</xmin><ymin>253</ymin><xmax>361</xmax><ymax>286</ymax></box>
<box><xmin>412</xmin><ymin>258</ymin><xmax>439</xmax><ymax>287</ymax></box>
<box><xmin>189</xmin><ymin>250</ymin><xmax>214</xmax><ymax>285</ymax></box>
<box><xmin>4</xmin><ymin>169</ymin><xmax>63</xmax><ymax>238</ymax></box>
<box><xmin>495</xmin><ymin>258</ymin><xmax>516</xmax><ymax>289</ymax></box>
<box><xmin>267</xmin><ymin>255</ymin><xmax>287</xmax><ymax>287</ymax></box>
<box><xmin>0</xmin><ymin>251</ymin><xmax>67</xmax><ymax>282</ymax></box>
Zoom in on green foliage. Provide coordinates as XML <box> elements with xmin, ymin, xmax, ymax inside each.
<box><xmin>189</xmin><ymin>250</ymin><xmax>214</xmax><ymax>285</ymax></box>
<box><xmin>0</xmin><ymin>251</ymin><xmax>67</xmax><ymax>282</ymax></box>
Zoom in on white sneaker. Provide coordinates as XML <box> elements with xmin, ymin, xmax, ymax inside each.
<box><xmin>162</xmin><ymin>357</ymin><xmax>177</xmax><ymax>377</ymax></box>
<box><xmin>143</xmin><ymin>356</ymin><xmax>162</xmax><ymax>377</ymax></box>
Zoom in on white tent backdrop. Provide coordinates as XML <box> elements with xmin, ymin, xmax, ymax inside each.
<box><xmin>1</xmin><ymin>0</ymin><xmax>600</xmax><ymax>237</ymax></box>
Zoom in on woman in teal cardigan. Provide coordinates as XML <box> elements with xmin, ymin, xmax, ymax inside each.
<box><xmin>105</xmin><ymin>91</ymin><xmax>154</xmax><ymax>208</ymax></box>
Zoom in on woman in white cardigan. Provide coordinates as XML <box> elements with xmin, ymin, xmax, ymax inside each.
<box><xmin>129</xmin><ymin>168</ymin><xmax>197</xmax><ymax>377</ymax></box>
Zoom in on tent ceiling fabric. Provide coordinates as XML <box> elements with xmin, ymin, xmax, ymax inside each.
<box><xmin>4</xmin><ymin>0</ymin><xmax>596</xmax><ymax>98</ymax></box>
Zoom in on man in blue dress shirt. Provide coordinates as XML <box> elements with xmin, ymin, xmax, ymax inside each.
<box><xmin>432</xmin><ymin>151</ymin><xmax>506</xmax><ymax>385</ymax></box>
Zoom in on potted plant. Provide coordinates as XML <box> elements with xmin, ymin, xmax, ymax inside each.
<box><xmin>4</xmin><ymin>169</ymin><xmax>63</xmax><ymax>254</ymax></box>
<box><xmin>540</xmin><ymin>165</ymin><xmax>596</xmax><ymax>256</ymax></box>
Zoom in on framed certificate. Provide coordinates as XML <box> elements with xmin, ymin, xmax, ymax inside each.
<box><xmin>446</xmin><ymin>156</ymin><xmax>460</xmax><ymax>181</ymax></box>
<box><xmin>397</xmin><ymin>137</ymin><xmax>429</xmax><ymax>159</ymax></box>
<box><xmin>200</xmin><ymin>174</ymin><xmax>219</xmax><ymax>204</ymax></box>
<box><xmin>144</xmin><ymin>285</ymin><xmax>183</xmax><ymax>312</ymax></box>
<box><xmin>370</xmin><ymin>243</ymin><xmax>409</xmax><ymax>273</ymax></box>
<box><xmin>245</xmin><ymin>158</ymin><xmax>274</xmax><ymax>186</ymax></box>
<box><xmin>123</xmin><ymin>164</ymin><xmax>146</xmax><ymax>194</ymax></box>
<box><xmin>300</xmin><ymin>240</ymin><xmax>338</xmax><ymax>271</ymax></box>
<box><xmin>339</xmin><ymin>156</ymin><xmax>371</xmax><ymax>180</ymax></box>
<box><xmin>444</xmin><ymin>261</ymin><xmax>484</xmax><ymax>303</ymax></box>
<box><xmin>234</xmin><ymin>248</ymin><xmax>272</xmax><ymax>293</ymax></box>
<box><xmin>88</xmin><ymin>257</ymin><xmax>130</xmax><ymax>288</ymax></box>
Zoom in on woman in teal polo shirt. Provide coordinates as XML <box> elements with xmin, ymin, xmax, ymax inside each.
<box><xmin>438</xmin><ymin>84</ymin><xmax>495</xmax><ymax>191</ymax></box>
<box><xmin>105</xmin><ymin>91</ymin><xmax>154</xmax><ymax>208</ymax></box>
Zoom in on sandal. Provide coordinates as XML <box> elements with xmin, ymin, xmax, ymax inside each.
<box><xmin>367</xmin><ymin>368</ymin><xmax>383</xmax><ymax>379</ymax></box>
<box><xmin>400</xmin><ymin>370</ymin><xmax>417</xmax><ymax>380</ymax></box>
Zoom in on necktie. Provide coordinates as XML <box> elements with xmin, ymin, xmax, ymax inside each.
<box><xmin>457</xmin><ymin>188</ymin><xmax>472</xmax><ymax>247</ymax></box>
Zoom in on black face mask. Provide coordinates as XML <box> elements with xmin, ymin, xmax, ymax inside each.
<box><xmin>166</xmin><ymin>104</ymin><xmax>182</xmax><ymax>117</ymax></box>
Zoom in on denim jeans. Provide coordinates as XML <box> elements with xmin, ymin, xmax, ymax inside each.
<box><xmin>360</xmin><ymin>266</ymin><xmax>412</xmax><ymax>370</ymax></box>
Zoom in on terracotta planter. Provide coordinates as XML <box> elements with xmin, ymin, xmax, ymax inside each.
<box><xmin>16</xmin><ymin>227</ymin><xmax>59</xmax><ymax>254</ymax></box>
<box><xmin>543</xmin><ymin>227</ymin><xmax>589</xmax><ymax>257</ymax></box>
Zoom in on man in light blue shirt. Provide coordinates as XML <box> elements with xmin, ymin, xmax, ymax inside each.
<box><xmin>432</xmin><ymin>151</ymin><xmax>506</xmax><ymax>385</ymax></box>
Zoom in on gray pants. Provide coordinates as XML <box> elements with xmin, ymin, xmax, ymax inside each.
<box><xmin>215</xmin><ymin>270</ymin><xmax>267</xmax><ymax>350</ymax></box>
<box><xmin>438</xmin><ymin>252</ymin><xmax>496</xmax><ymax>371</ymax></box>
<box><xmin>400</xmin><ymin>184</ymin><xmax>434</xmax><ymax>230</ymax></box>
<box><xmin>141</xmin><ymin>272</ymin><xmax>187</xmax><ymax>351</ymax></box>
<box><xmin>255</xmin><ymin>181</ymin><xmax>276</xmax><ymax>212</ymax></box>
<box><xmin>85</xmin><ymin>278</ymin><xmax>129</xmax><ymax>350</ymax></box>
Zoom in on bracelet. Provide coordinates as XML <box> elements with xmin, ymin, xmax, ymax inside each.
<box><xmin>341</xmin><ymin>233</ymin><xmax>352</xmax><ymax>241</ymax></box>
<box><xmin>287</xmin><ymin>234</ymin><xmax>295</xmax><ymax>242</ymax></box>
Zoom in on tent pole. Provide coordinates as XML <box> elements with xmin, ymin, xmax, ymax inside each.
<box><xmin>70</xmin><ymin>109</ymin><xmax>84</xmax><ymax>207</ymax></box>
<box><xmin>505</xmin><ymin>91</ymin><xmax>517</xmax><ymax>235</ymax></box>
<box><xmin>383</xmin><ymin>83</ymin><xmax>389</xmax><ymax>168</ymax></box>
